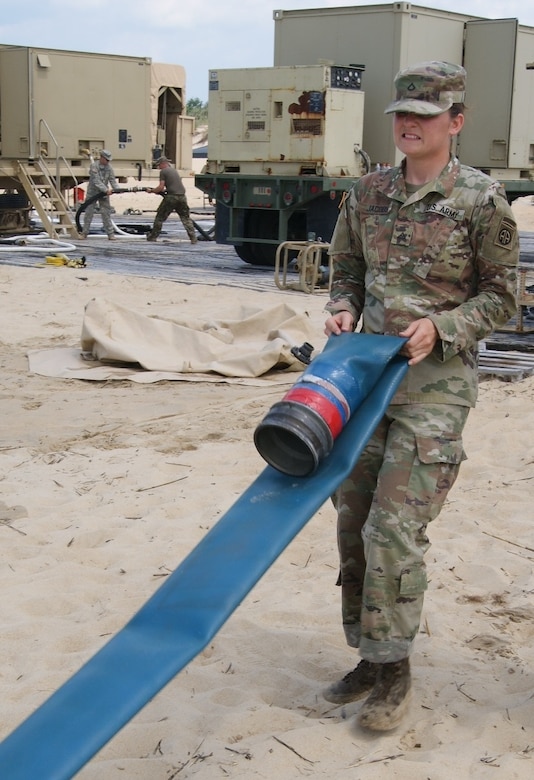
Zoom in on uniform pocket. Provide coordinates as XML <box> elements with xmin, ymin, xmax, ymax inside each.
<box><xmin>399</xmin><ymin>564</ymin><xmax>428</xmax><ymax>597</ymax></box>
<box><xmin>414</xmin><ymin>434</ymin><xmax>466</xmax><ymax>465</ymax></box>
<box><xmin>411</xmin><ymin>217</ymin><xmax>470</xmax><ymax>283</ymax></box>
<box><xmin>401</xmin><ymin>433</ymin><xmax>466</xmax><ymax>522</ymax></box>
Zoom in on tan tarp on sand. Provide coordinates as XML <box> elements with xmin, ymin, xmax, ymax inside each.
<box><xmin>28</xmin><ymin>299</ymin><xmax>321</xmax><ymax>385</ymax></box>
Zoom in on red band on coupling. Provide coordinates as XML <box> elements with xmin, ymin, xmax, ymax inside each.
<box><xmin>284</xmin><ymin>387</ymin><xmax>344</xmax><ymax>439</ymax></box>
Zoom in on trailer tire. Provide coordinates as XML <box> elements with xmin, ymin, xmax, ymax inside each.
<box><xmin>234</xmin><ymin>243</ymin><xmax>257</xmax><ymax>264</ymax></box>
<box><xmin>234</xmin><ymin>211</ymin><xmax>278</xmax><ymax>266</ymax></box>
<box><xmin>0</xmin><ymin>193</ymin><xmax>29</xmax><ymax>209</ymax></box>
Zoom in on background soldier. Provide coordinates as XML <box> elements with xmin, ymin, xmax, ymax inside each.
<box><xmin>80</xmin><ymin>150</ymin><xmax>117</xmax><ymax>241</ymax></box>
<box><xmin>146</xmin><ymin>156</ymin><xmax>197</xmax><ymax>244</ymax></box>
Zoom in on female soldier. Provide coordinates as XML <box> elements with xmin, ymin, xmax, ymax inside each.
<box><xmin>323</xmin><ymin>61</ymin><xmax>518</xmax><ymax>731</ymax></box>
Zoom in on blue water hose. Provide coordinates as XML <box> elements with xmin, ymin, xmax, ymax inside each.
<box><xmin>0</xmin><ymin>333</ymin><xmax>407</xmax><ymax>779</ymax></box>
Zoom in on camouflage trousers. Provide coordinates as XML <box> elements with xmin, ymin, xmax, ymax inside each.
<box><xmin>147</xmin><ymin>194</ymin><xmax>196</xmax><ymax>241</ymax></box>
<box><xmin>333</xmin><ymin>402</ymin><xmax>469</xmax><ymax>663</ymax></box>
<box><xmin>83</xmin><ymin>194</ymin><xmax>114</xmax><ymax>237</ymax></box>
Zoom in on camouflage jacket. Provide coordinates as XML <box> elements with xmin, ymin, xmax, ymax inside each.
<box><xmin>326</xmin><ymin>157</ymin><xmax>518</xmax><ymax>406</ymax></box>
<box><xmin>86</xmin><ymin>162</ymin><xmax>118</xmax><ymax>196</ymax></box>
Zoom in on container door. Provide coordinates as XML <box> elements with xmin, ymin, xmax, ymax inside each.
<box><xmin>242</xmin><ymin>90</ymin><xmax>270</xmax><ymax>144</ymax></box>
<box><xmin>175</xmin><ymin>115</ymin><xmax>194</xmax><ymax>172</ymax></box>
<box><xmin>0</xmin><ymin>48</ymin><xmax>31</xmax><ymax>158</ymax></box>
<box><xmin>460</xmin><ymin>19</ymin><xmax>517</xmax><ymax>169</ymax></box>
<box><xmin>219</xmin><ymin>91</ymin><xmax>245</xmax><ymax>143</ymax></box>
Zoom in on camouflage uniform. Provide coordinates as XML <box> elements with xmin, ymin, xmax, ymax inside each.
<box><xmin>326</xmin><ymin>154</ymin><xmax>518</xmax><ymax>663</ymax></box>
<box><xmin>83</xmin><ymin>155</ymin><xmax>117</xmax><ymax>238</ymax></box>
<box><xmin>147</xmin><ymin>164</ymin><xmax>197</xmax><ymax>242</ymax></box>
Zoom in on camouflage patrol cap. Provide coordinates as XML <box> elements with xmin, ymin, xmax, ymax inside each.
<box><xmin>100</xmin><ymin>149</ymin><xmax>112</xmax><ymax>161</ymax></box>
<box><xmin>384</xmin><ymin>61</ymin><xmax>466</xmax><ymax>116</ymax></box>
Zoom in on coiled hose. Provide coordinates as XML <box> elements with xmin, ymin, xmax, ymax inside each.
<box><xmin>75</xmin><ymin>188</ymin><xmax>210</xmax><ymax>240</ymax></box>
<box><xmin>75</xmin><ymin>188</ymin><xmax>151</xmax><ymax>236</ymax></box>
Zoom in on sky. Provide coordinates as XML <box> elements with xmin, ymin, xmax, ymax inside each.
<box><xmin>1</xmin><ymin>0</ymin><xmax>534</xmax><ymax>102</ymax></box>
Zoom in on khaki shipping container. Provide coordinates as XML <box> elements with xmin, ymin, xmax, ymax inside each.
<box><xmin>273</xmin><ymin>3</ymin><xmax>534</xmax><ymax>177</ymax></box>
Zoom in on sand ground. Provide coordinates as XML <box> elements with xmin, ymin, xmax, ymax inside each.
<box><xmin>0</xmin><ymin>193</ymin><xmax>533</xmax><ymax>778</ymax></box>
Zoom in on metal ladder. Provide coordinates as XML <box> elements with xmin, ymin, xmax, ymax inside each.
<box><xmin>16</xmin><ymin>158</ymin><xmax>80</xmax><ymax>239</ymax></box>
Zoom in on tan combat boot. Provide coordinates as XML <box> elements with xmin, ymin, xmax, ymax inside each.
<box><xmin>323</xmin><ymin>659</ymin><xmax>379</xmax><ymax>704</ymax></box>
<box><xmin>358</xmin><ymin>657</ymin><xmax>411</xmax><ymax>731</ymax></box>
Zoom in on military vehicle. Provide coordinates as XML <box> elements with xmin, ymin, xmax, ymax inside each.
<box><xmin>0</xmin><ymin>46</ymin><xmax>193</xmax><ymax>237</ymax></box>
<box><xmin>196</xmin><ymin>3</ymin><xmax>534</xmax><ymax>265</ymax></box>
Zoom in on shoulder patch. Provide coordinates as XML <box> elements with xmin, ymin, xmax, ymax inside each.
<box><xmin>495</xmin><ymin>217</ymin><xmax>516</xmax><ymax>249</ymax></box>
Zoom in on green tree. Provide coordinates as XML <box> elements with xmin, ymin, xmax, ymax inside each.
<box><xmin>186</xmin><ymin>98</ymin><xmax>208</xmax><ymax>123</ymax></box>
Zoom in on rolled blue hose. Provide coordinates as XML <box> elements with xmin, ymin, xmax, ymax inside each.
<box><xmin>255</xmin><ymin>332</ymin><xmax>408</xmax><ymax>475</ymax></box>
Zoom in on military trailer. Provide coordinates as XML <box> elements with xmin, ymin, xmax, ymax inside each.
<box><xmin>0</xmin><ymin>46</ymin><xmax>193</xmax><ymax>237</ymax></box>
<box><xmin>203</xmin><ymin>63</ymin><xmax>366</xmax><ymax>265</ymax></box>
<box><xmin>195</xmin><ymin>2</ymin><xmax>534</xmax><ymax>265</ymax></box>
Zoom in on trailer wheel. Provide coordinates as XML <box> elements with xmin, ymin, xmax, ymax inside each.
<box><xmin>240</xmin><ymin>241</ymin><xmax>277</xmax><ymax>266</ymax></box>
<box><xmin>234</xmin><ymin>241</ymin><xmax>267</xmax><ymax>265</ymax></box>
<box><xmin>252</xmin><ymin>242</ymin><xmax>277</xmax><ymax>266</ymax></box>
<box><xmin>234</xmin><ymin>210</ymin><xmax>278</xmax><ymax>266</ymax></box>
<box><xmin>0</xmin><ymin>193</ymin><xmax>29</xmax><ymax>209</ymax></box>
<box><xmin>234</xmin><ymin>243</ymin><xmax>257</xmax><ymax>264</ymax></box>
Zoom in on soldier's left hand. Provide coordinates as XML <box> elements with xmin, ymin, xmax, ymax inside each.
<box><xmin>399</xmin><ymin>318</ymin><xmax>438</xmax><ymax>366</ymax></box>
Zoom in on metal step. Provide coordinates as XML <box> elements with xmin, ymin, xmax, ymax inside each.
<box><xmin>16</xmin><ymin>160</ymin><xmax>80</xmax><ymax>239</ymax></box>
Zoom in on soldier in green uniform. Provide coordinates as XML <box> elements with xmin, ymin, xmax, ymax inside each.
<box><xmin>146</xmin><ymin>156</ymin><xmax>197</xmax><ymax>244</ymax></box>
<box><xmin>323</xmin><ymin>61</ymin><xmax>518</xmax><ymax>731</ymax></box>
<box><xmin>80</xmin><ymin>150</ymin><xmax>118</xmax><ymax>241</ymax></box>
